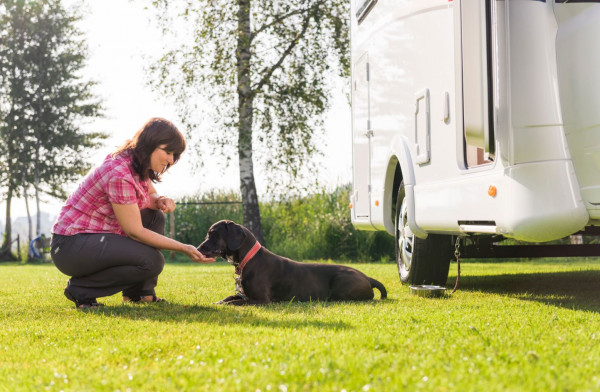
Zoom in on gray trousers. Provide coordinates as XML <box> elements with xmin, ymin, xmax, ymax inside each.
<box><xmin>51</xmin><ymin>209</ymin><xmax>166</xmax><ymax>303</ymax></box>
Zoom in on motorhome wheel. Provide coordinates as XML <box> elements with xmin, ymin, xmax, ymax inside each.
<box><xmin>395</xmin><ymin>181</ymin><xmax>452</xmax><ymax>286</ymax></box>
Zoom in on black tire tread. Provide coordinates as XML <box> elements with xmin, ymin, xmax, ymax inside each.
<box><xmin>395</xmin><ymin>180</ymin><xmax>452</xmax><ymax>286</ymax></box>
<box><xmin>407</xmin><ymin>234</ymin><xmax>451</xmax><ymax>286</ymax></box>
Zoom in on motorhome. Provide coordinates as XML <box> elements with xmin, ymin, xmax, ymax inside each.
<box><xmin>350</xmin><ymin>0</ymin><xmax>600</xmax><ymax>285</ymax></box>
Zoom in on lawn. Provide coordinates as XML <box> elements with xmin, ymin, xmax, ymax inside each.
<box><xmin>1</xmin><ymin>259</ymin><xmax>600</xmax><ymax>391</ymax></box>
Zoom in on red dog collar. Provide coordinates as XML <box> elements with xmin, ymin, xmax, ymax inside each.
<box><xmin>236</xmin><ymin>241</ymin><xmax>261</xmax><ymax>274</ymax></box>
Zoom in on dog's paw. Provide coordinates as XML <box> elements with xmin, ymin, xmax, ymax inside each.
<box><xmin>215</xmin><ymin>294</ymin><xmax>243</xmax><ymax>305</ymax></box>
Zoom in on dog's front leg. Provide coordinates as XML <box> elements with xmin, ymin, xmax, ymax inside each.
<box><xmin>226</xmin><ymin>296</ymin><xmax>271</xmax><ymax>306</ymax></box>
<box><xmin>216</xmin><ymin>294</ymin><xmax>245</xmax><ymax>304</ymax></box>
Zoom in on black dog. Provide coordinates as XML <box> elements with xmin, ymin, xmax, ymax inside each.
<box><xmin>198</xmin><ymin>220</ymin><xmax>387</xmax><ymax>305</ymax></box>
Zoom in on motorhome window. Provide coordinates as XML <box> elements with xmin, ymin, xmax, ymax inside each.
<box><xmin>356</xmin><ymin>0</ymin><xmax>377</xmax><ymax>23</ymax></box>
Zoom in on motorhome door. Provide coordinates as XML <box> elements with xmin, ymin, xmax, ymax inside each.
<box><xmin>352</xmin><ymin>52</ymin><xmax>371</xmax><ymax>220</ymax></box>
<box><xmin>458</xmin><ymin>0</ymin><xmax>497</xmax><ymax>167</ymax></box>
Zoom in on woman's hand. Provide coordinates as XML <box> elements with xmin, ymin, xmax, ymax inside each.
<box><xmin>156</xmin><ymin>196</ymin><xmax>176</xmax><ymax>213</ymax></box>
<box><xmin>112</xmin><ymin>203</ymin><xmax>216</xmax><ymax>259</ymax></box>
<box><xmin>182</xmin><ymin>244</ymin><xmax>216</xmax><ymax>263</ymax></box>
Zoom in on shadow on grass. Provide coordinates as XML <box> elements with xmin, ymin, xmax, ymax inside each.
<box><xmin>88</xmin><ymin>302</ymin><xmax>352</xmax><ymax>330</ymax></box>
<box><xmin>454</xmin><ymin>270</ymin><xmax>600</xmax><ymax>312</ymax></box>
<box><xmin>252</xmin><ymin>297</ymin><xmax>395</xmax><ymax>315</ymax></box>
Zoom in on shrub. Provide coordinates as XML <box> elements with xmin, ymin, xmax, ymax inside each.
<box><xmin>165</xmin><ymin>190</ymin><xmax>242</xmax><ymax>246</ymax></box>
<box><xmin>167</xmin><ymin>185</ymin><xmax>395</xmax><ymax>262</ymax></box>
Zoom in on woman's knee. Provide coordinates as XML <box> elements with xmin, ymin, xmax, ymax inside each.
<box><xmin>147</xmin><ymin>250</ymin><xmax>165</xmax><ymax>276</ymax></box>
<box><xmin>141</xmin><ymin>209</ymin><xmax>166</xmax><ymax>234</ymax></box>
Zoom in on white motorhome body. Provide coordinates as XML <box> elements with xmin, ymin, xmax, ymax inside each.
<box><xmin>350</xmin><ymin>0</ymin><xmax>600</xmax><ymax>284</ymax></box>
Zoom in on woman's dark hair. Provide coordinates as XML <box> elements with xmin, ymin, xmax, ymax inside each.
<box><xmin>113</xmin><ymin>117</ymin><xmax>186</xmax><ymax>182</ymax></box>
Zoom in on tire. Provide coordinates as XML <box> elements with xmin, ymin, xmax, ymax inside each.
<box><xmin>395</xmin><ymin>181</ymin><xmax>452</xmax><ymax>286</ymax></box>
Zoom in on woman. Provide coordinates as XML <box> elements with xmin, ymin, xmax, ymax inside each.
<box><xmin>51</xmin><ymin>118</ymin><xmax>214</xmax><ymax>309</ymax></box>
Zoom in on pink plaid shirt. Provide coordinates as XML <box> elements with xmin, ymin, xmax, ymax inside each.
<box><xmin>52</xmin><ymin>151</ymin><xmax>150</xmax><ymax>236</ymax></box>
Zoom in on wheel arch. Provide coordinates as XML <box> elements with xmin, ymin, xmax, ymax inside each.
<box><xmin>383</xmin><ymin>157</ymin><xmax>402</xmax><ymax>236</ymax></box>
<box><xmin>384</xmin><ymin>137</ymin><xmax>427</xmax><ymax>238</ymax></box>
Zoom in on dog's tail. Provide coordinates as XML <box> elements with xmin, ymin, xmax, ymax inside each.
<box><xmin>368</xmin><ymin>278</ymin><xmax>387</xmax><ymax>299</ymax></box>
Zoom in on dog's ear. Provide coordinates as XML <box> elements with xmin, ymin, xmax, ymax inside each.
<box><xmin>226</xmin><ymin>222</ymin><xmax>246</xmax><ymax>252</ymax></box>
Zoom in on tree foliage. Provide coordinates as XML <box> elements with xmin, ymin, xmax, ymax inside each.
<box><xmin>0</xmin><ymin>0</ymin><xmax>105</xmax><ymax>257</ymax></box>
<box><xmin>148</xmin><ymin>0</ymin><xmax>349</xmax><ymax>244</ymax></box>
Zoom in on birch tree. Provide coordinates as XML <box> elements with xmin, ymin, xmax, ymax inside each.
<box><xmin>149</xmin><ymin>0</ymin><xmax>349</xmax><ymax>244</ymax></box>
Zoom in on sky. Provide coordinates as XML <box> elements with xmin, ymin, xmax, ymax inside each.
<box><xmin>4</xmin><ymin>0</ymin><xmax>352</xmax><ymax>221</ymax></box>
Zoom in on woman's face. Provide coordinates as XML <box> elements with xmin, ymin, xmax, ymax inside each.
<box><xmin>150</xmin><ymin>144</ymin><xmax>175</xmax><ymax>173</ymax></box>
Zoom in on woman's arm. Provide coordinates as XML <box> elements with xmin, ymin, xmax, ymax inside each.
<box><xmin>148</xmin><ymin>181</ymin><xmax>175</xmax><ymax>213</ymax></box>
<box><xmin>112</xmin><ymin>203</ymin><xmax>214</xmax><ymax>263</ymax></box>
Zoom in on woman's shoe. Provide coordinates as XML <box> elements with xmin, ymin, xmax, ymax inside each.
<box><xmin>64</xmin><ymin>287</ymin><xmax>104</xmax><ymax>309</ymax></box>
<box><xmin>122</xmin><ymin>295</ymin><xmax>166</xmax><ymax>303</ymax></box>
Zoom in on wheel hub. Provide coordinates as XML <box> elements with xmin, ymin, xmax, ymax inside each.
<box><xmin>397</xmin><ymin>197</ymin><xmax>414</xmax><ymax>273</ymax></box>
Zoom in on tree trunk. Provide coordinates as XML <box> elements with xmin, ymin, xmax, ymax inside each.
<box><xmin>169</xmin><ymin>212</ymin><xmax>175</xmax><ymax>260</ymax></box>
<box><xmin>24</xmin><ymin>185</ymin><xmax>33</xmax><ymax>262</ymax></box>
<box><xmin>35</xmin><ymin>186</ymin><xmax>41</xmax><ymax>236</ymax></box>
<box><xmin>23</xmin><ymin>182</ymin><xmax>32</xmax><ymax>246</ymax></box>
<box><xmin>236</xmin><ymin>0</ymin><xmax>265</xmax><ymax>245</ymax></box>
<box><xmin>0</xmin><ymin>192</ymin><xmax>17</xmax><ymax>260</ymax></box>
<box><xmin>35</xmin><ymin>148</ymin><xmax>41</xmax><ymax>236</ymax></box>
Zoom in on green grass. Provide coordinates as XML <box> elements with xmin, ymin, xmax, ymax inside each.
<box><xmin>2</xmin><ymin>259</ymin><xmax>600</xmax><ymax>391</ymax></box>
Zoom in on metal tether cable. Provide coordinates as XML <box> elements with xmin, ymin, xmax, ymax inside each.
<box><xmin>451</xmin><ymin>237</ymin><xmax>461</xmax><ymax>294</ymax></box>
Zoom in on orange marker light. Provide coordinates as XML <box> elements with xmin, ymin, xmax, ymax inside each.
<box><xmin>349</xmin><ymin>203</ymin><xmax>353</xmax><ymax>209</ymax></box>
<box><xmin>375</xmin><ymin>200</ymin><xmax>380</xmax><ymax>207</ymax></box>
<box><xmin>488</xmin><ymin>185</ymin><xmax>497</xmax><ymax>197</ymax></box>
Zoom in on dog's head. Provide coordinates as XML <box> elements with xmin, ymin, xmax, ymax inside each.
<box><xmin>197</xmin><ymin>220</ymin><xmax>253</xmax><ymax>264</ymax></box>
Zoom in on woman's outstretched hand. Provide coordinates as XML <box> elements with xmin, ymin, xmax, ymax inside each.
<box><xmin>183</xmin><ymin>244</ymin><xmax>216</xmax><ymax>263</ymax></box>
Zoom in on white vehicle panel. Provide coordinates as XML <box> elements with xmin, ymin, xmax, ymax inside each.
<box><xmin>351</xmin><ymin>0</ymin><xmax>600</xmax><ymax>242</ymax></box>
<box><xmin>555</xmin><ymin>4</ymin><xmax>600</xmax><ymax>219</ymax></box>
